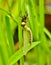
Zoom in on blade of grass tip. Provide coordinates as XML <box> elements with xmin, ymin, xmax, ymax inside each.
<box><xmin>5</xmin><ymin>16</ymin><xmax>17</xmax><ymax>65</ymax></box>
<box><xmin>0</xmin><ymin>8</ymin><xmax>18</xmax><ymax>24</ymax></box>
<box><xmin>0</xmin><ymin>22</ymin><xmax>9</xmax><ymax>65</ymax></box>
<box><xmin>9</xmin><ymin>41</ymin><xmax>40</xmax><ymax>65</ymax></box>
<box><xmin>0</xmin><ymin>14</ymin><xmax>10</xmax><ymax>56</ymax></box>
<box><xmin>5</xmin><ymin>16</ymin><xmax>15</xmax><ymax>54</ymax></box>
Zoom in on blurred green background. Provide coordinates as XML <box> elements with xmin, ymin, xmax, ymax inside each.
<box><xmin>0</xmin><ymin>0</ymin><xmax>51</xmax><ymax>65</ymax></box>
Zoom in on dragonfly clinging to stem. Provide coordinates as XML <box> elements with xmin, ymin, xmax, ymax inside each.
<box><xmin>21</xmin><ymin>15</ymin><xmax>33</xmax><ymax>44</ymax></box>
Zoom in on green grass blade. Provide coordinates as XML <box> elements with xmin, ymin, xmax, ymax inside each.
<box><xmin>44</xmin><ymin>28</ymin><xmax>51</xmax><ymax>40</ymax></box>
<box><xmin>5</xmin><ymin>16</ymin><xmax>17</xmax><ymax>65</ymax></box>
<box><xmin>5</xmin><ymin>16</ymin><xmax>15</xmax><ymax>54</ymax></box>
<box><xmin>0</xmin><ymin>21</ymin><xmax>9</xmax><ymax>65</ymax></box>
<box><xmin>18</xmin><ymin>17</ymin><xmax>24</xmax><ymax>65</ymax></box>
<box><xmin>9</xmin><ymin>41</ymin><xmax>40</xmax><ymax>65</ymax></box>
<box><xmin>0</xmin><ymin>8</ymin><xmax>18</xmax><ymax>24</ymax></box>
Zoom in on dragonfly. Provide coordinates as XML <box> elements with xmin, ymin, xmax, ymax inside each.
<box><xmin>21</xmin><ymin>15</ymin><xmax>33</xmax><ymax>44</ymax></box>
<box><xmin>21</xmin><ymin>15</ymin><xmax>33</xmax><ymax>55</ymax></box>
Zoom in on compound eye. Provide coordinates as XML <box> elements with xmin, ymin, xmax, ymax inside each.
<box><xmin>21</xmin><ymin>22</ymin><xmax>26</xmax><ymax>27</ymax></box>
